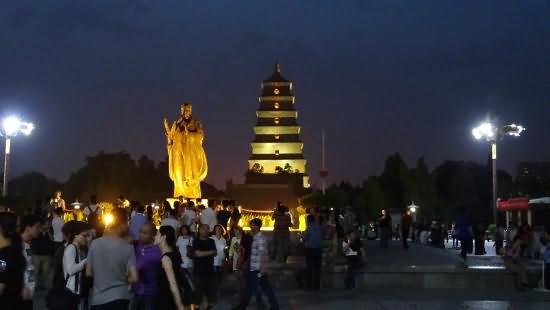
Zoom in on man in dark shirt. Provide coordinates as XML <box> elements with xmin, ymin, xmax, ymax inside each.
<box><xmin>400</xmin><ymin>210</ymin><xmax>412</xmax><ymax>249</ymax></box>
<box><xmin>31</xmin><ymin>219</ymin><xmax>52</xmax><ymax>290</ymax></box>
<box><xmin>192</xmin><ymin>223</ymin><xmax>217</xmax><ymax>310</ymax></box>
<box><xmin>272</xmin><ymin>203</ymin><xmax>292</xmax><ymax>262</ymax></box>
<box><xmin>216</xmin><ymin>201</ymin><xmax>232</xmax><ymax>231</ymax></box>
<box><xmin>303</xmin><ymin>214</ymin><xmax>322</xmax><ymax>290</ymax></box>
<box><xmin>0</xmin><ymin>212</ymin><xmax>25</xmax><ymax>308</ymax></box>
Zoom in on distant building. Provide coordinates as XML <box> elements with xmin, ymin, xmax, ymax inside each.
<box><xmin>226</xmin><ymin>61</ymin><xmax>309</xmax><ymax>213</ymax></box>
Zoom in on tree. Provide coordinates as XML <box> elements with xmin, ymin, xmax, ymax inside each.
<box><xmin>379</xmin><ymin>153</ymin><xmax>409</xmax><ymax>211</ymax></box>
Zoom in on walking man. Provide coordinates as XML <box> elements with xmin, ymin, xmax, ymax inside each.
<box><xmin>272</xmin><ymin>202</ymin><xmax>292</xmax><ymax>262</ymax></box>
<box><xmin>86</xmin><ymin>208</ymin><xmax>138</xmax><ymax>309</ymax></box>
<box><xmin>378</xmin><ymin>209</ymin><xmax>391</xmax><ymax>248</ymax></box>
<box><xmin>232</xmin><ymin>218</ymin><xmax>280</xmax><ymax>310</ymax></box>
<box><xmin>400</xmin><ymin>210</ymin><xmax>412</xmax><ymax>249</ymax></box>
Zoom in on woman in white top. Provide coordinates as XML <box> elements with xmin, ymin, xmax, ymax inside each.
<box><xmin>176</xmin><ymin>225</ymin><xmax>194</xmax><ymax>270</ymax></box>
<box><xmin>51</xmin><ymin>208</ymin><xmax>65</xmax><ymax>250</ymax></box>
<box><xmin>62</xmin><ymin>221</ymin><xmax>91</xmax><ymax>310</ymax></box>
<box><xmin>211</xmin><ymin>224</ymin><xmax>227</xmax><ymax>294</ymax></box>
<box><xmin>211</xmin><ymin>224</ymin><xmax>227</xmax><ymax>268</ymax></box>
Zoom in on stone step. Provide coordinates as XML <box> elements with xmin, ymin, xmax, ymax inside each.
<box><xmin>220</xmin><ymin>265</ymin><xmax>522</xmax><ymax>292</ymax></box>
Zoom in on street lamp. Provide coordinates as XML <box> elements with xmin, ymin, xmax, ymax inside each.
<box><xmin>1</xmin><ymin>116</ymin><xmax>34</xmax><ymax>196</ymax></box>
<box><xmin>472</xmin><ymin>121</ymin><xmax>525</xmax><ymax>225</ymax></box>
<box><xmin>407</xmin><ymin>201</ymin><xmax>419</xmax><ymax>222</ymax></box>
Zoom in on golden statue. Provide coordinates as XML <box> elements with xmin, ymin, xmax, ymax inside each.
<box><xmin>163</xmin><ymin>103</ymin><xmax>208</xmax><ymax>198</ymax></box>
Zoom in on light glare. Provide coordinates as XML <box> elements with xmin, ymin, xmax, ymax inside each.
<box><xmin>2</xmin><ymin>116</ymin><xmax>21</xmax><ymax>136</ymax></box>
<box><xmin>1</xmin><ymin>116</ymin><xmax>34</xmax><ymax>137</ymax></box>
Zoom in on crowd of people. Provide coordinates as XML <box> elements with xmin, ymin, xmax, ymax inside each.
<box><xmin>0</xmin><ymin>193</ymin><xmax>284</xmax><ymax>310</ymax></box>
<box><xmin>2</xmin><ymin>192</ymin><xmax>549</xmax><ymax>310</ymax></box>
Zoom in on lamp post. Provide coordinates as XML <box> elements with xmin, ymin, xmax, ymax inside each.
<box><xmin>472</xmin><ymin>122</ymin><xmax>525</xmax><ymax>225</ymax></box>
<box><xmin>1</xmin><ymin>116</ymin><xmax>34</xmax><ymax>197</ymax></box>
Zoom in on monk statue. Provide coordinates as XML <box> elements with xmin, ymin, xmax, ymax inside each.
<box><xmin>163</xmin><ymin>102</ymin><xmax>208</xmax><ymax>198</ymax></box>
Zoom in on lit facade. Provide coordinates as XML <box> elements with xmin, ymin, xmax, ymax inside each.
<box><xmin>247</xmin><ymin>62</ymin><xmax>308</xmax><ymax>186</ymax></box>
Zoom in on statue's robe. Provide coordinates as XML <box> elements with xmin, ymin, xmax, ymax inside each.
<box><xmin>167</xmin><ymin>118</ymin><xmax>208</xmax><ymax>198</ymax></box>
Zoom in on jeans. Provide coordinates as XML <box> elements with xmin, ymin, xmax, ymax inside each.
<box><xmin>401</xmin><ymin>227</ymin><xmax>410</xmax><ymax>249</ymax></box>
<box><xmin>345</xmin><ymin>256</ymin><xmax>361</xmax><ymax>289</ymax></box>
<box><xmin>238</xmin><ymin>270</ymin><xmax>279</xmax><ymax>310</ymax></box>
<box><xmin>305</xmin><ymin>248</ymin><xmax>322</xmax><ymax>290</ymax></box>
<box><xmin>32</xmin><ymin>254</ymin><xmax>51</xmax><ymax>289</ymax></box>
<box><xmin>380</xmin><ymin>228</ymin><xmax>390</xmax><ymax>248</ymax></box>
<box><xmin>131</xmin><ymin>295</ymin><xmax>154</xmax><ymax>310</ymax></box>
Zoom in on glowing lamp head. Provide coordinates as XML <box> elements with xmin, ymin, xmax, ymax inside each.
<box><xmin>2</xmin><ymin>116</ymin><xmax>21</xmax><ymax>136</ymax></box>
<box><xmin>505</xmin><ymin>123</ymin><xmax>525</xmax><ymax>137</ymax></box>
<box><xmin>472</xmin><ymin>122</ymin><xmax>495</xmax><ymax>140</ymax></box>
<box><xmin>1</xmin><ymin>116</ymin><xmax>34</xmax><ymax>137</ymax></box>
<box><xmin>104</xmin><ymin>213</ymin><xmax>114</xmax><ymax>226</ymax></box>
<box><xmin>410</xmin><ymin>207</ymin><xmax>416</xmax><ymax>213</ymax></box>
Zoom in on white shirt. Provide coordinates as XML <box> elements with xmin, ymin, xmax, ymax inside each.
<box><xmin>200</xmin><ymin>207</ymin><xmax>217</xmax><ymax>232</ymax></box>
<box><xmin>210</xmin><ymin>235</ymin><xmax>227</xmax><ymax>267</ymax></box>
<box><xmin>52</xmin><ymin>216</ymin><xmax>65</xmax><ymax>242</ymax></box>
<box><xmin>63</xmin><ymin>244</ymin><xmax>87</xmax><ymax>294</ymax></box>
<box><xmin>176</xmin><ymin>236</ymin><xmax>194</xmax><ymax>269</ymax></box>
<box><xmin>183</xmin><ymin>209</ymin><xmax>197</xmax><ymax>232</ymax></box>
<box><xmin>161</xmin><ymin>216</ymin><xmax>181</xmax><ymax>233</ymax></box>
<box><xmin>83</xmin><ymin>204</ymin><xmax>102</xmax><ymax>218</ymax></box>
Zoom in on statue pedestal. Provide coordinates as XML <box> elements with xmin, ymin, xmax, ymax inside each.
<box><xmin>165</xmin><ymin>198</ymin><xmax>210</xmax><ymax>209</ymax></box>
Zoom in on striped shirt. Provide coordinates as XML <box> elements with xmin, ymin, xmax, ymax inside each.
<box><xmin>249</xmin><ymin>232</ymin><xmax>267</xmax><ymax>271</ymax></box>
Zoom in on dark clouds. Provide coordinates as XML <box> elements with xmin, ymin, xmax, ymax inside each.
<box><xmin>0</xmin><ymin>1</ymin><xmax>549</xmax><ymax>188</ymax></box>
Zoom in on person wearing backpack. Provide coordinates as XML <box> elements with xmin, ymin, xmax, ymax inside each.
<box><xmin>63</xmin><ymin>221</ymin><xmax>92</xmax><ymax>310</ymax></box>
<box><xmin>46</xmin><ymin>221</ymin><xmax>90</xmax><ymax>310</ymax></box>
<box><xmin>155</xmin><ymin>226</ymin><xmax>185</xmax><ymax>310</ymax></box>
<box><xmin>83</xmin><ymin>195</ymin><xmax>103</xmax><ymax>237</ymax></box>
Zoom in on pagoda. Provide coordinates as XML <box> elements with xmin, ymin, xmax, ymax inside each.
<box><xmin>246</xmin><ymin>61</ymin><xmax>309</xmax><ymax>188</ymax></box>
<box><xmin>226</xmin><ymin>61</ymin><xmax>309</xmax><ymax>214</ymax></box>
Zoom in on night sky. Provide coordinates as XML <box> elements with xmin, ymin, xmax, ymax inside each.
<box><xmin>1</xmin><ymin>1</ymin><xmax>549</xmax><ymax>189</ymax></box>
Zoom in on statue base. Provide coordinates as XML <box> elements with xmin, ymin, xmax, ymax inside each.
<box><xmin>165</xmin><ymin>197</ymin><xmax>210</xmax><ymax>209</ymax></box>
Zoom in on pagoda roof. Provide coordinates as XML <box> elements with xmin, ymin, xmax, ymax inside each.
<box><xmin>263</xmin><ymin>61</ymin><xmax>290</xmax><ymax>83</ymax></box>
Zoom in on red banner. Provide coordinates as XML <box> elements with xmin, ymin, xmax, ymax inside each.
<box><xmin>498</xmin><ymin>197</ymin><xmax>529</xmax><ymax>211</ymax></box>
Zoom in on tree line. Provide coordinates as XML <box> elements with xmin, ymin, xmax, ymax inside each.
<box><xmin>302</xmin><ymin>153</ymin><xmax>543</xmax><ymax>224</ymax></box>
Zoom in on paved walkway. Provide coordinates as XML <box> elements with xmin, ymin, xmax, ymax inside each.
<box><xmin>363</xmin><ymin>239</ymin><xmax>463</xmax><ymax>267</ymax></box>
<box><xmin>34</xmin><ymin>240</ymin><xmax>549</xmax><ymax>309</ymax></box>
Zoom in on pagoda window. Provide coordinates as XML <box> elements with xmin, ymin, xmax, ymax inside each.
<box><xmin>274</xmin><ymin>117</ymin><xmax>279</xmax><ymax>124</ymax></box>
<box><xmin>274</xmin><ymin>135</ymin><xmax>280</xmax><ymax>140</ymax></box>
<box><xmin>274</xmin><ymin>88</ymin><xmax>280</xmax><ymax>95</ymax></box>
<box><xmin>274</xmin><ymin>102</ymin><xmax>279</xmax><ymax>109</ymax></box>
<box><xmin>275</xmin><ymin>150</ymin><xmax>280</xmax><ymax>156</ymax></box>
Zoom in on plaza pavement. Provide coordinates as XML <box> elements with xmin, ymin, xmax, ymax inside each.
<box><xmin>34</xmin><ymin>240</ymin><xmax>550</xmax><ymax>310</ymax></box>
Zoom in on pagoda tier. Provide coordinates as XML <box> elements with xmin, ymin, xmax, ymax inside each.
<box><xmin>247</xmin><ymin>61</ymin><xmax>308</xmax><ymax>184</ymax></box>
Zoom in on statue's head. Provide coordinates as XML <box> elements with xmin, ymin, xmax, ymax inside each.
<box><xmin>180</xmin><ymin>103</ymin><xmax>193</xmax><ymax>119</ymax></box>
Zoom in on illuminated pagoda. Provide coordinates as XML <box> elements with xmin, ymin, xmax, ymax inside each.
<box><xmin>226</xmin><ymin>61</ymin><xmax>309</xmax><ymax>219</ymax></box>
<box><xmin>246</xmin><ymin>61</ymin><xmax>309</xmax><ymax>188</ymax></box>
